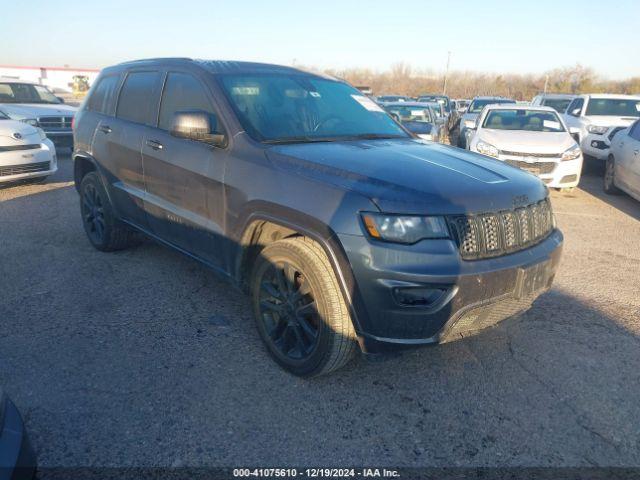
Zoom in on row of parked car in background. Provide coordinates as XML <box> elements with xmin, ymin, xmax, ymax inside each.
<box><xmin>0</xmin><ymin>73</ymin><xmax>639</xmax><ymax>200</ymax></box>
<box><xmin>375</xmin><ymin>90</ymin><xmax>640</xmax><ymax>198</ymax></box>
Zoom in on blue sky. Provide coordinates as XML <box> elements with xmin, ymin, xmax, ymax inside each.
<box><xmin>2</xmin><ymin>0</ymin><xmax>639</xmax><ymax>78</ymax></box>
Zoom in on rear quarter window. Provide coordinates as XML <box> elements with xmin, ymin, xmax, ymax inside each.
<box><xmin>86</xmin><ymin>75</ymin><xmax>120</xmax><ymax>115</ymax></box>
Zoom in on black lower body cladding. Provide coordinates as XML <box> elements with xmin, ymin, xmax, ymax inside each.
<box><xmin>338</xmin><ymin>228</ymin><xmax>563</xmax><ymax>353</ymax></box>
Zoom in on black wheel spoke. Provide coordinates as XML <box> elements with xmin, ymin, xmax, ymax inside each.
<box><xmin>257</xmin><ymin>260</ymin><xmax>320</xmax><ymax>362</ymax></box>
<box><xmin>296</xmin><ymin>300</ymin><xmax>316</xmax><ymax>315</ymax></box>
<box><xmin>297</xmin><ymin>316</ymin><xmax>318</xmax><ymax>341</ymax></box>
<box><xmin>261</xmin><ymin>281</ymin><xmax>281</xmax><ymax>300</ymax></box>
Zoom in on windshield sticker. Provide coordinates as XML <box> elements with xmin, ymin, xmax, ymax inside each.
<box><xmin>411</xmin><ymin>110</ymin><xmax>426</xmax><ymax>116</ymax></box>
<box><xmin>351</xmin><ymin>95</ymin><xmax>384</xmax><ymax>112</ymax></box>
<box><xmin>543</xmin><ymin>120</ymin><xmax>561</xmax><ymax>130</ymax></box>
<box><xmin>231</xmin><ymin>86</ymin><xmax>259</xmax><ymax>95</ymax></box>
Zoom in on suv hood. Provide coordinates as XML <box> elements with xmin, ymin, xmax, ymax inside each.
<box><xmin>266</xmin><ymin>139</ymin><xmax>547</xmax><ymax>215</ymax></box>
<box><xmin>477</xmin><ymin>130</ymin><xmax>576</xmax><ymax>154</ymax></box>
<box><xmin>0</xmin><ymin>103</ymin><xmax>77</xmax><ymax>120</ymax></box>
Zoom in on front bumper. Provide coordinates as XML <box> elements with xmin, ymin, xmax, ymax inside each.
<box><xmin>0</xmin><ymin>141</ymin><xmax>57</xmax><ymax>183</ymax></box>
<box><xmin>0</xmin><ymin>397</ymin><xmax>36</xmax><ymax>480</ymax></box>
<box><xmin>581</xmin><ymin>133</ymin><xmax>610</xmax><ymax>160</ymax></box>
<box><xmin>339</xmin><ymin>229</ymin><xmax>563</xmax><ymax>352</ymax></box>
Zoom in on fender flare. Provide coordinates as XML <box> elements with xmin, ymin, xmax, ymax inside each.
<box><xmin>232</xmin><ymin>203</ymin><xmax>369</xmax><ymax>334</ymax></box>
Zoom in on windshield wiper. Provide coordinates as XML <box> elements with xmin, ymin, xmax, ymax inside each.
<box><xmin>263</xmin><ymin>136</ymin><xmax>339</xmax><ymax>145</ymax></box>
<box><xmin>343</xmin><ymin>133</ymin><xmax>408</xmax><ymax>140</ymax></box>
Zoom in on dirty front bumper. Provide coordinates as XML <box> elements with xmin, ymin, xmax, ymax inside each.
<box><xmin>339</xmin><ymin>229</ymin><xmax>563</xmax><ymax>353</ymax></box>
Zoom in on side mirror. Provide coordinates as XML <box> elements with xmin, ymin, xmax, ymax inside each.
<box><xmin>56</xmin><ymin>96</ymin><xmax>65</xmax><ymax>104</ymax></box>
<box><xmin>170</xmin><ymin>110</ymin><xmax>226</xmax><ymax>147</ymax></box>
<box><xmin>570</xmin><ymin>108</ymin><xmax>581</xmax><ymax>117</ymax></box>
<box><xmin>569</xmin><ymin>127</ymin><xmax>580</xmax><ymax>134</ymax></box>
<box><xmin>569</xmin><ymin>127</ymin><xmax>580</xmax><ymax>143</ymax></box>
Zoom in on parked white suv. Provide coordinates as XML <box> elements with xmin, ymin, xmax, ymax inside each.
<box><xmin>563</xmin><ymin>94</ymin><xmax>640</xmax><ymax>161</ymax></box>
<box><xmin>469</xmin><ymin>104</ymin><xmax>582</xmax><ymax>189</ymax></box>
<box><xmin>0</xmin><ymin>77</ymin><xmax>77</xmax><ymax>151</ymax></box>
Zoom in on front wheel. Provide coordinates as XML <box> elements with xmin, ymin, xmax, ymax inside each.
<box><xmin>603</xmin><ymin>156</ymin><xmax>622</xmax><ymax>195</ymax></box>
<box><xmin>250</xmin><ymin>237</ymin><xmax>357</xmax><ymax>377</ymax></box>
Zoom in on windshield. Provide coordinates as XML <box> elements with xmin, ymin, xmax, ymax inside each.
<box><xmin>542</xmin><ymin>98</ymin><xmax>573</xmax><ymax>113</ymax></box>
<box><xmin>585</xmin><ymin>98</ymin><xmax>640</xmax><ymax>117</ymax></box>
<box><xmin>0</xmin><ymin>82</ymin><xmax>61</xmax><ymax>104</ymax></box>
<box><xmin>220</xmin><ymin>74</ymin><xmax>409</xmax><ymax>143</ymax></box>
<box><xmin>383</xmin><ymin>105</ymin><xmax>433</xmax><ymax>124</ymax></box>
<box><xmin>469</xmin><ymin>98</ymin><xmax>515</xmax><ymax>113</ymax></box>
<box><xmin>483</xmin><ymin>109</ymin><xmax>565</xmax><ymax>132</ymax></box>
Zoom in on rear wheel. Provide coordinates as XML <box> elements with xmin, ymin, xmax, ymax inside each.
<box><xmin>80</xmin><ymin>172</ymin><xmax>140</xmax><ymax>251</ymax></box>
<box><xmin>604</xmin><ymin>156</ymin><xmax>622</xmax><ymax>195</ymax></box>
<box><xmin>250</xmin><ymin>237</ymin><xmax>357</xmax><ymax>377</ymax></box>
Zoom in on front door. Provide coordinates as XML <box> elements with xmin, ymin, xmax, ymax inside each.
<box><xmin>142</xmin><ymin>71</ymin><xmax>227</xmax><ymax>267</ymax></box>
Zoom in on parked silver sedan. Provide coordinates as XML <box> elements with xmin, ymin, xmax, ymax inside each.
<box><xmin>604</xmin><ymin>119</ymin><xmax>640</xmax><ymax>201</ymax></box>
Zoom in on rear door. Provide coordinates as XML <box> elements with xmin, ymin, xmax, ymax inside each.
<box><xmin>99</xmin><ymin>70</ymin><xmax>162</xmax><ymax>228</ymax></box>
<box><xmin>141</xmin><ymin>70</ymin><xmax>228</xmax><ymax>267</ymax></box>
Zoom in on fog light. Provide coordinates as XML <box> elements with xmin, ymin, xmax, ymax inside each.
<box><xmin>591</xmin><ymin>141</ymin><xmax>598</xmax><ymax>148</ymax></box>
<box><xmin>392</xmin><ymin>287</ymin><xmax>446</xmax><ymax>307</ymax></box>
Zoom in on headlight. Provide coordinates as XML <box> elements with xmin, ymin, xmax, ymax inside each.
<box><xmin>21</xmin><ymin>118</ymin><xmax>39</xmax><ymax>127</ymax></box>
<box><xmin>361</xmin><ymin>213</ymin><xmax>449</xmax><ymax>244</ymax></box>
<box><xmin>587</xmin><ymin>125</ymin><xmax>608</xmax><ymax>135</ymax></box>
<box><xmin>464</xmin><ymin>119</ymin><xmax>475</xmax><ymax>128</ymax></box>
<box><xmin>561</xmin><ymin>144</ymin><xmax>582</xmax><ymax>161</ymax></box>
<box><xmin>37</xmin><ymin>128</ymin><xmax>47</xmax><ymax>141</ymax></box>
<box><xmin>476</xmin><ymin>141</ymin><xmax>499</xmax><ymax>158</ymax></box>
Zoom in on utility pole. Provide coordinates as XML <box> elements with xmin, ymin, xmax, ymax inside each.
<box><xmin>543</xmin><ymin>74</ymin><xmax>549</xmax><ymax>94</ymax></box>
<box><xmin>442</xmin><ymin>51</ymin><xmax>451</xmax><ymax>95</ymax></box>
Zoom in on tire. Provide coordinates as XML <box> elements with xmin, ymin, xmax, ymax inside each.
<box><xmin>603</xmin><ymin>156</ymin><xmax>622</xmax><ymax>195</ymax></box>
<box><xmin>250</xmin><ymin>237</ymin><xmax>357</xmax><ymax>377</ymax></box>
<box><xmin>79</xmin><ymin>172</ymin><xmax>140</xmax><ymax>251</ymax></box>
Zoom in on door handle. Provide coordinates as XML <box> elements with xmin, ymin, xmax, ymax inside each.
<box><xmin>99</xmin><ymin>125</ymin><xmax>112</xmax><ymax>134</ymax></box>
<box><xmin>145</xmin><ymin>139</ymin><xmax>163</xmax><ymax>150</ymax></box>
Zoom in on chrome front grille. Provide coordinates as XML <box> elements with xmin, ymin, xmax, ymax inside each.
<box><xmin>447</xmin><ymin>199</ymin><xmax>554</xmax><ymax>260</ymax></box>
<box><xmin>505</xmin><ymin>159</ymin><xmax>556</xmax><ymax>174</ymax></box>
<box><xmin>37</xmin><ymin>116</ymin><xmax>73</xmax><ymax>130</ymax></box>
<box><xmin>500</xmin><ymin>150</ymin><xmax>560</xmax><ymax>158</ymax></box>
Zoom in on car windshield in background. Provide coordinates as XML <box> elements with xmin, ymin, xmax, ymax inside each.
<box><xmin>542</xmin><ymin>98</ymin><xmax>573</xmax><ymax>113</ymax></box>
<box><xmin>220</xmin><ymin>74</ymin><xmax>409</xmax><ymax>143</ymax></box>
<box><xmin>483</xmin><ymin>109</ymin><xmax>565</xmax><ymax>132</ymax></box>
<box><xmin>0</xmin><ymin>82</ymin><xmax>61</xmax><ymax>104</ymax></box>
<box><xmin>384</xmin><ymin>105</ymin><xmax>433</xmax><ymax>124</ymax></box>
<box><xmin>418</xmin><ymin>96</ymin><xmax>450</xmax><ymax>109</ymax></box>
<box><xmin>469</xmin><ymin>99</ymin><xmax>515</xmax><ymax>113</ymax></box>
<box><xmin>585</xmin><ymin>98</ymin><xmax>640</xmax><ymax>117</ymax></box>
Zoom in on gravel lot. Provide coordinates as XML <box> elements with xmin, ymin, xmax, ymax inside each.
<box><xmin>1</xmin><ymin>153</ymin><xmax>639</xmax><ymax>471</ymax></box>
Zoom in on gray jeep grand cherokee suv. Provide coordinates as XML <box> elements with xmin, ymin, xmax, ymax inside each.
<box><xmin>73</xmin><ymin>58</ymin><xmax>563</xmax><ymax>377</ymax></box>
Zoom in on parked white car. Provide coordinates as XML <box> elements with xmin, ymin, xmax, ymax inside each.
<box><xmin>604</xmin><ymin>119</ymin><xmax>640</xmax><ymax>201</ymax></box>
<box><xmin>531</xmin><ymin>93</ymin><xmax>576</xmax><ymax>113</ymax></box>
<box><xmin>469</xmin><ymin>105</ymin><xmax>583</xmax><ymax>189</ymax></box>
<box><xmin>0</xmin><ymin>77</ymin><xmax>77</xmax><ymax>151</ymax></box>
<box><xmin>0</xmin><ymin>111</ymin><xmax>57</xmax><ymax>184</ymax></box>
<box><xmin>563</xmin><ymin>94</ymin><xmax>640</xmax><ymax>161</ymax></box>
<box><xmin>381</xmin><ymin>102</ymin><xmax>444</xmax><ymax>142</ymax></box>
<box><xmin>457</xmin><ymin>96</ymin><xmax>516</xmax><ymax>148</ymax></box>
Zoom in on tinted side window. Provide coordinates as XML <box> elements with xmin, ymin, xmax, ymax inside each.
<box><xmin>630</xmin><ymin>121</ymin><xmax>640</xmax><ymax>141</ymax></box>
<box><xmin>158</xmin><ymin>72</ymin><xmax>219</xmax><ymax>131</ymax></box>
<box><xmin>87</xmin><ymin>75</ymin><xmax>119</xmax><ymax>114</ymax></box>
<box><xmin>116</xmin><ymin>71</ymin><xmax>159</xmax><ymax>124</ymax></box>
